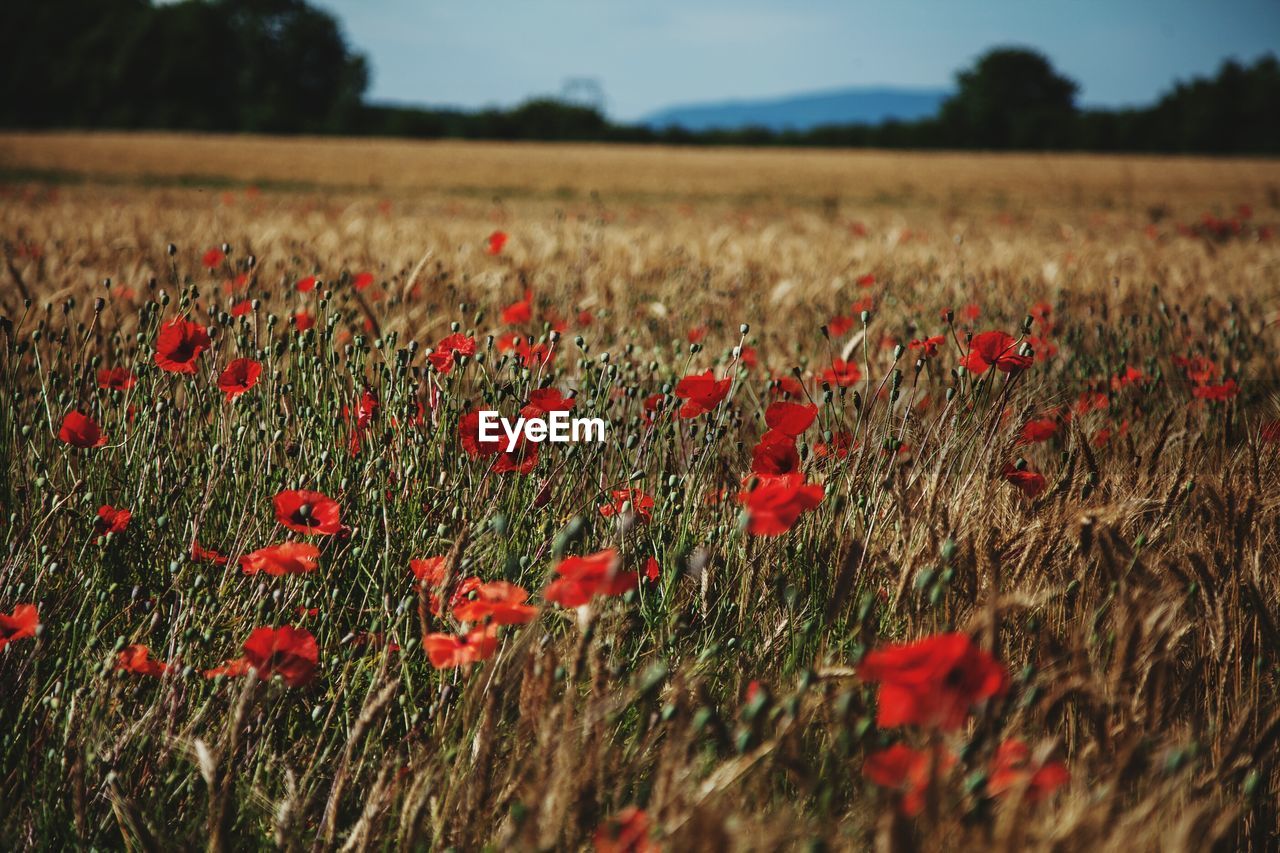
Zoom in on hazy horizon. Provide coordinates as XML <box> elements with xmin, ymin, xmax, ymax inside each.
<box><xmin>310</xmin><ymin>0</ymin><xmax>1280</xmax><ymax>121</ymax></box>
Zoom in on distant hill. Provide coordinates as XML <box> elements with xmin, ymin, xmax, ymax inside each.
<box><xmin>643</xmin><ymin>86</ymin><xmax>950</xmax><ymax>132</ymax></box>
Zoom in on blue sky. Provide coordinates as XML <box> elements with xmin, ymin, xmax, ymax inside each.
<box><xmin>311</xmin><ymin>0</ymin><xmax>1280</xmax><ymax>121</ymax></box>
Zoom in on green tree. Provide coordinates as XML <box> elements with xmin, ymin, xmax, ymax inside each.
<box><xmin>940</xmin><ymin>47</ymin><xmax>1079</xmax><ymax>149</ymax></box>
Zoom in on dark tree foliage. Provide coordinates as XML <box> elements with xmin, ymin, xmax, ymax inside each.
<box><xmin>1</xmin><ymin>0</ymin><xmax>367</xmax><ymax>133</ymax></box>
<box><xmin>0</xmin><ymin>8</ymin><xmax>1275</xmax><ymax>155</ymax></box>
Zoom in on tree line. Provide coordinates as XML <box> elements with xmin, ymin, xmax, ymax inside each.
<box><xmin>3</xmin><ymin>0</ymin><xmax>1277</xmax><ymax>154</ymax></box>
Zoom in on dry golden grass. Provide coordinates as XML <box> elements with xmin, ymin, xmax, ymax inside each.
<box><xmin>2</xmin><ymin>136</ymin><xmax>1279</xmax><ymax>851</ymax></box>
<box><xmin>3</xmin><ymin>131</ymin><xmax>1278</xmax><ymax>209</ymax></box>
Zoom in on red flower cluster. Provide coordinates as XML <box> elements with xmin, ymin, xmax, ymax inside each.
<box><xmin>545</xmin><ymin>549</ymin><xmax>637</xmax><ymax>608</ymax></box>
<box><xmin>858</xmin><ymin>632</ymin><xmax>1009</xmax><ymax>730</ymax></box>
<box><xmin>674</xmin><ymin>370</ymin><xmax>731</xmax><ymax>418</ymax></box>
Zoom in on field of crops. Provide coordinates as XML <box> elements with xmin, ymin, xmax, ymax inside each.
<box><xmin>2</xmin><ymin>133</ymin><xmax>1280</xmax><ymax>850</ymax></box>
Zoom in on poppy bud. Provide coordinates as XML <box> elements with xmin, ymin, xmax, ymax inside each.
<box><xmin>167</xmin><ymin>243</ymin><xmax>178</xmax><ymax>255</ymax></box>
<box><xmin>247</xmin><ymin>255</ymin><xmax>256</xmax><ymax>268</ymax></box>
<box><xmin>220</xmin><ymin>243</ymin><xmax>231</xmax><ymax>254</ymax></box>
<box><xmin>860</xmin><ymin>310</ymin><xmax>870</xmax><ymax>324</ymax></box>
<box><xmin>893</xmin><ymin>344</ymin><xmax>904</xmax><ymax>360</ymax></box>
<box><xmin>740</xmin><ymin>323</ymin><xmax>750</xmax><ymax>334</ymax></box>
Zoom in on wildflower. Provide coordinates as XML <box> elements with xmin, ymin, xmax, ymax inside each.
<box><xmin>858</xmin><ymin>632</ymin><xmax>1009</xmax><ymax>730</ymax></box>
<box><xmin>201</xmin><ymin>247</ymin><xmax>225</xmax><ymax>268</ymax></box>
<box><xmin>59</xmin><ymin>411</ymin><xmax>107</xmax><ymax>448</ymax></box>
<box><xmin>243</xmin><ymin>625</ymin><xmax>318</xmax><ymax>687</ymax></box>
<box><xmin>522</xmin><ymin>387</ymin><xmax>575</xmax><ymax>418</ymax></box>
<box><xmin>0</xmin><ymin>604</ymin><xmax>39</xmax><ymax>650</ymax></box>
<box><xmin>1002</xmin><ymin>463</ymin><xmax>1047</xmax><ymax>498</ymax></box>
<box><xmin>960</xmin><ymin>331</ymin><xmax>1031</xmax><ymax>374</ymax></box>
<box><xmin>486</xmin><ymin>230</ymin><xmax>508</xmax><ymax>255</ymax></box>
<box><xmin>908</xmin><ymin>336</ymin><xmax>945</xmax><ymax>358</ymax></box>
<box><xmin>674</xmin><ymin>370</ymin><xmax>731</xmax><ymax>418</ymax></box>
<box><xmin>821</xmin><ymin>359</ymin><xmax>861</xmax><ymax>387</ymax></box>
<box><xmin>292</xmin><ymin>312</ymin><xmax>315</xmax><ymax>332</ymax></box>
<box><xmin>502</xmin><ymin>289</ymin><xmax>533</xmax><ymax>325</ymax></box>
<box><xmin>273</xmin><ymin>489</ymin><xmax>341</xmax><ymax>536</ymax></box>
<box><xmin>295</xmin><ymin>275</ymin><xmax>318</xmax><ymax>293</ymax></box>
<box><xmin>764</xmin><ymin>401</ymin><xmax>817</xmax><ymax>437</ymax></box>
<box><xmin>828</xmin><ymin>315</ymin><xmax>854</xmax><ymax>337</ymax></box>
<box><xmin>154</xmin><ymin>318</ymin><xmax>211</xmax><ymax>374</ymax></box>
<box><xmin>423</xmin><ymin>625</ymin><xmax>499</xmax><ymax>669</ymax></box>
<box><xmin>239</xmin><ymin>542</ymin><xmax>321</xmax><ymax>576</ymax></box>
<box><xmin>1193</xmin><ymin>379</ymin><xmax>1239</xmax><ymax>401</ymax></box>
<box><xmin>216</xmin><ymin>358</ymin><xmax>262</xmax><ymax>401</ymax></box>
<box><xmin>352</xmin><ymin>271</ymin><xmax>375</xmax><ymax>291</ymax></box>
<box><xmin>988</xmin><ymin>739</ymin><xmax>1070</xmax><ymax>802</ymax></box>
<box><xmin>594</xmin><ymin>806</ymin><xmax>654</xmax><ymax>853</ymax></box>
<box><xmin>545</xmin><ymin>549</ymin><xmax>637</xmax><ymax>608</ymax></box>
<box><xmin>94</xmin><ymin>505</ymin><xmax>131</xmax><ymax>540</ymax></box>
<box><xmin>599</xmin><ymin>489</ymin><xmax>655</xmax><ymax>523</ymax></box>
<box><xmin>97</xmin><ymin>367</ymin><xmax>136</xmax><ymax>391</ymax></box>
<box><xmin>738</xmin><ymin>473</ymin><xmax>824</xmax><ymax>535</ymax></box>
<box><xmin>751</xmin><ymin>433</ymin><xmax>801</xmax><ymax>477</ymax></box>
<box><xmin>1019</xmin><ymin>418</ymin><xmax>1058</xmax><ymax>444</ymax></box>
<box><xmin>116</xmin><ymin>644</ymin><xmax>168</xmax><ymax>677</ymax></box>
<box><xmin>863</xmin><ymin>744</ymin><xmax>957</xmax><ymax>816</ymax></box>
<box><xmin>191</xmin><ymin>541</ymin><xmax>229</xmax><ymax>565</ymax></box>
<box><xmin>452</xmin><ymin>581</ymin><xmax>537</xmax><ymax>625</ymax></box>
<box><xmin>427</xmin><ymin>333</ymin><xmax>476</xmax><ymax>374</ymax></box>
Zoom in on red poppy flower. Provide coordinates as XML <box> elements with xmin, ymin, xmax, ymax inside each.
<box><xmin>960</xmin><ymin>331</ymin><xmax>1032</xmax><ymax>374</ymax></box>
<box><xmin>0</xmin><ymin>604</ymin><xmax>39</xmax><ymax>650</ymax></box>
<box><xmin>203</xmin><ymin>657</ymin><xmax>252</xmax><ymax>679</ymax></box>
<box><xmin>858</xmin><ymin>631</ymin><xmax>1009</xmax><ymax>730</ymax></box>
<box><xmin>1172</xmin><ymin>355</ymin><xmax>1219</xmax><ymax>385</ymax></box>
<box><xmin>1110</xmin><ymin>365</ymin><xmax>1146</xmax><ymax>391</ymax></box>
<box><xmin>988</xmin><ymin>739</ymin><xmax>1069</xmax><ymax>802</ymax></box>
<box><xmin>202</xmin><ymin>247</ymin><xmax>225</xmax><ymax>269</ymax></box>
<box><xmin>821</xmin><ymin>359</ymin><xmax>861</xmax><ymax>387</ymax></box>
<box><xmin>594</xmin><ymin>806</ymin><xmax>654</xmax><ymax>853</ymax></box>
<box><xmin>863</xmin><ymin>744</ymin><xmax>957</xmax><ymax>816</ymax></box>
<box><xmin>813</xmin><ymin>431</ymin><xmax>854</xmax><ymax>459</ymax></box>
<box><xmin>599</xmin><ymin>489</ymin><xmax>655</xmax><ymax>523</ymax></box>
<box><xmin>427</xmin><ymin>333</ymin><xmax>476</xmax><ymax>374</ymax></box>
<box><xmin>230</xmin><ymin>300</ymin><xmax>253</xmax><ymax>317</ymax></box>
<box><xmin>452</xmin><ymin>581</ymin><xmax>538</xmax><ymax>625</ymax></box>
<box><xmin>738</xmin><ymin>473</ymin><xmax>824</xmax><ymax>536</ymax></box>
<box><xmin>687</xmin><ymin>325</ymin><xmax>708</xmax><ymax>344</ymax></box>
<box><xmin>191</xmin><ymin>540</ymin><xmax>229</xmax><ymax>565</ymax></box>
<box><xmin>1002</xmin><ymin>463</ymin><xmax>1046</xmax><ymax>498</ymax></box>
<box><xmin>97</xmin><ymin>367</ymin><xmax>136</xmax><ymax>391</ymax></box>
<box><xmin>239</xmin><ymin>542</ymin><xmax>321</xmax><ymax>576</ymax></box>
<box><xmin>116</xmin><ymin>644</ymin><xmax>168</xmax><ymax>677</ymax></box>
<box><xmin>458</xmin><ymin>410</ymin><xmax>504</xmax><ymax>457</ymax></box>
<box><xmin>772</xmin><ymin>375</ymin><xmax>806</xmax><ymax>397</ymax></box>
<box><xmin>751</xmin><ymin>434</ymin><xmax>801</xmax><ymax>477</ymax></box>
<box><xmin>764</xmin><ymin>401</ymin><xmax>817</xmax><ymax>437</ymax></box>
<box><xmin>908</xmin><ymin>336</ymin><xmax>945</xmax><ymax>358</ymax></box>
<box><xmin>644</xmin><ymin>556</ymin><xmax>661</xmax><ymax>582</ymax></box>
<box><xmin>273</xmin><ymin>489</ymin><xmax>341</xmax><ymax>536</ymax></box>
<box><xmin>1019</xmin><ymin>418</ymin><xmax>1058</xmax><ymax>444</ymax></box>
<box><xmin>737</xmin><ymin>345</ymin><xmax>758</xmax><ymax>369</ymax></box>
<box><xmin>827</xmin><ymin>315</ymin><xmax>854</xmax><ymax>337</ymax></box>
<box><xmin>94</xmin><ymin>505</ymin><xmax>131</xmax><ymax>540</ymax></box>
<box><xmin>545</xmin><ymin>548</ymin><xmax>637</xmax><ymax>608</ymax></box>
<box><xmin>674</xmin><ymin>370</ymin><xmax>732</xmax><ymax>418</ymax></box>
<box><xmin>857</xmin><ymin>273</ymin><xmax>877</xmax><ymax>287</ymax></box>
<box><xmin>502</xmin><ymin>289</ymin><xmax>533</xmax><ymax>325</ymax></box>
<box><xmin>486</xmin><ymin>231</ymin><xmax>508</xmax><ymax>255</ymax></box>
<box><xmin>1193</xmin><ymin>379</ymin><xmax>1239</xmax><ymax>401</ymax></box>
<box><xmin>354</xmin><ymin>388</ymin><xmax>379</xmax><ymax>430</ymax></box>
<box><xmin>522</xmin><ymin>387</ymin><xmax>575</xmax><ymax>418</ymax></box>
<box><xmin>59</xmin><ymin>411</ymin><xmax>107</xmax><ymax>448</ymax></box>
<box><xmin>497</xmin><ymin>333</ymin><xmax>554</xmax><ymax>367</ymax></box>
<box><xmin>423</xmin><ymin>625</ymin><xmax>499</xmax><ymax>669</ymax></box>
<box><xmin>295</xmin><ymin>275</ymin><xmax>318</xmax><ymax>293</ymax></box>
<box><xmin>352</xmin><ymin>271</ymin><xmax>375</xmax><ymax>291</ymax></box>
<box><xmin>962</xmin><ymin>303</ymin><xmax>981</xmax><ymax>321</ymax></box>
<box><xmin>243</xmin><ymin>625</ymin><xmax>318</xmax><ymax>687</ymax></box>
<box><xmin>293</xmin><ymin>312</ymin><xmax>315</xmax><ymax>332</ymax></box>
<box><xmin>154</xmin><ymin>318</ymin><xmax>211</xmax><ymax>374</ymax></box>
<box><xmin>491</xmin><ymin>436</ymin><xmax>539</xmax><ymax>474</ymax></box>
<box><xmin>216</xmin><ymin>358</ymin><xmax>262</xmax><ymax>401</ymax></box>
<box><xmin>410</xmin><ymin>556</ymin><xmax>446</xmax><ymax>584</ymax></box>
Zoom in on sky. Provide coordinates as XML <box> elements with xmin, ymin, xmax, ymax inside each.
<box><xmin>311</xmin><ymin>0</ymin><xmax>1280</xmax><ymax>121</ymax></box>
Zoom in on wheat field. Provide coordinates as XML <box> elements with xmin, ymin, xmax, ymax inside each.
<box><xmin>1</xmin><ymin>133</ymin><xmax>1279</xmax><ymax>851</ymax></box>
